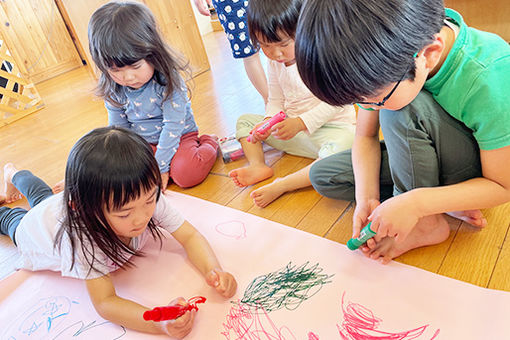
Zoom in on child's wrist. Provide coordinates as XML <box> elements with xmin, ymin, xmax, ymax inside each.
<box><xmin>296</xmin><ymin>117</ymin><xmax>307</xmax><ymax>132</ymax></box>
<box><xmin>406</xmin><ymin>188</ymin><xmax>427</xmax><ymax>218</ymax></box>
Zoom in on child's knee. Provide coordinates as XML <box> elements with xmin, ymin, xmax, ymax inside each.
<box><xmin>171</xmin><ymin>169</ymin><xmax>208</xmax><ymax>188</ymax></box>
<box><xmin>235</xmin><ymin>116</ymin><xmax>260</xmax><ymax>139</ymax></box>
<box><xmin>170</xmin><ymin>149</ymin><xmax>217</xmax><ymax>188</ymax></box>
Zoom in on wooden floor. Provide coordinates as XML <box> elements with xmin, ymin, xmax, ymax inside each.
<box><xmin>1</xmin><ymin>31</ymin><xmax>510</xmax><ymax>292</ymax></box>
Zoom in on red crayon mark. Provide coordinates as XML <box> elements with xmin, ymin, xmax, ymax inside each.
<box><xmin>143</xmin><ymin>296</ymin><xmax>206</xmax><ymax>322</ymax></box>
<box><xmin>338</xmin><ymin>293</ymin><xmax>440</xmax><ymax>340</ymax></box>
<box><xmin>215</xmin><ymin>220</ymin><xmax>247</xmax><ymax>240</ymax></box>
<box><xmin>221</xmin><ymin>300</ymin><xmax>296</xmax><ymax>339</ymax></box>
<box><xmin>308</xmin><ymin>332</ymin><xmax>320</xmax><ymax>340</ymax></box>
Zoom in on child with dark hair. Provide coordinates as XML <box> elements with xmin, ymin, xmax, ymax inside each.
<box><xmin>88</xmin><ymin>1</ymin><xmax>218</xmax><ymax>190</ymax></box>
<box><xmin>0</xmin><ymin>127</ymin><xmax>237</xmax><ymax>338</ymax></box>
<box><xmin>295</xmin><ymin>0</ymin><xmax>510</xmax><ymax>263</ymax></box>
<box><xmin>229</xmin><ymin>0</ymin><xmax>356</xmax><ymax>207</ymax></box>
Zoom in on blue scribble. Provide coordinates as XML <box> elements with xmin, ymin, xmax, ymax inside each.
<box><xmin>1</xmin><ymin>295</ymin><xmax>125</xmax><ymax>339</ymax></box>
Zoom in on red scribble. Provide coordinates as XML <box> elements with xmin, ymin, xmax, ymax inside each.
<box><xmin>338</xmin><ymin>293</ymin><xmax>440</xmax><ymax>340</ymax></box>
<box><xmin>308</xmin><ymin>332</ymin><xmax>320</xmax><ymax>339</ymax></box>
<box><xmin>215</xmin><ymin>221</ymin><xmax>247</xmax><ymax>240</ymax></box>
<box><xmin>221</xmin><ymin>300</ymin><xmax>296</xmax><ymax>340</ymax></box>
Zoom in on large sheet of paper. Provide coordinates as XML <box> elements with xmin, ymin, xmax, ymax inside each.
<box><xmin>1</xmin><ymin>191</ymin><xmax>509</xmax><ymax>339</ymax></box>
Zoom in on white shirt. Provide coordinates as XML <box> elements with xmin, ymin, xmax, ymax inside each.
<box><xmin>14</xmin><ymin>193</ymin><xmax>184</xmax><ymax>279</ymax></box>
<box><xmin>265</xmin><ymin>60</ymin><xmax>356</xmax><ymax>135</ymax></box>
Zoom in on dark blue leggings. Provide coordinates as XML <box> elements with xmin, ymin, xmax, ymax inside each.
<box><xmin>0</xmin><ymin>170</ymin><xmax>53</xmax><ymax>245</ymax></box>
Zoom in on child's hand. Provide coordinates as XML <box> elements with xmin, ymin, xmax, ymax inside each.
<box><xmin>271</xmin><ymin>117</ymin><xmax>306</xmax><ymax>140</ymax></box>
<box><xmin>159</xmin><ymin>297</ymin><xmax>196</xmax><ymax>339</ymax></box>
<box><xmin>161</xmin><ymin>172</ymin><xmax>170</xmax><ymax>192</ymax></box>
<box><xmin>247</xmin><ymin>120</ymin><xmax>272</xmax><ymax>143</ymax></box>
<box><xmin>206</xmin><ymin>269</ymin><xmax>237</xmax><ymax>298</ymax></box>
<box><xmin>193</xmin><ymin>0</ymin><xmax>212</xmax><ymax>16</ymax></box>
<box><xmin>352</xmin><ymin>198</ymin><xmax>380</xmax><ymax>239</ymax></box>
<box><xmin>368</xmin><ymin>193</ymin><xmax>422</xmax><ymax>243</ymax></box>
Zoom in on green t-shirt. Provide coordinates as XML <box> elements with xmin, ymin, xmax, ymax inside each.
<box><xmin>424</xmin><ymin>8</ymin><xmax>510</xmax><ymax>151</ymax></box>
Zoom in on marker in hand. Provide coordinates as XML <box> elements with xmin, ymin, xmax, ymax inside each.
<box><xmin>347</xmin><ymin>222</ymin><xmax>376</xmax><ymax>250</ymax></box>
<box><xmin>143</xmin><ymin>296</ymin><xmax>206</xmax><ymax>322</ymax></box>
<box><xmin>246</xmin><ymin>111</ymin><xmax>286</xmax><ymax>142</ymax></box>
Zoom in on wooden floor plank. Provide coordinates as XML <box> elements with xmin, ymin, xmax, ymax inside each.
<box><xmin>296</xmin><ymin>197</ymin><xmax>351</xmax><ymax>237</ymax></box>
<box><xmin>488</xmin><ymin>208</ymin><xmax>510</xmax><ymax>290</ymax></box>
<box><xmin>438</xmin><ymin>203</ymin><xmax>510</xmax><ymax>287</ymax></box>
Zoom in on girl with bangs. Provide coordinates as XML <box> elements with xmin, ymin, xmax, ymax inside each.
<box><xmin>88</xmin><ymin>1</ymin><xmax>218</xmax><ymax>190</ymax></box>
<box><xmin>0</xmin><ymin>127</ymin><xmax>237</xmax><ymax>338</ymax></box>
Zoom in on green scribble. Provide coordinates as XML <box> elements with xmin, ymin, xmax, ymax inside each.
<box><xmin>241</xmin><ymin>262</ymin><xmax>333</xmax><ymax>312</ymax></box>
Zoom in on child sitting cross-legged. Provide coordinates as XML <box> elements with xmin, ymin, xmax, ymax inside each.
<box><xmin>228</xmin><ymin>0</ymin><xmax>356</xmax><ymax>207</ymax></box>
<box><xmin>295</xmin><ymin>0</ymin><xmax>510</xmax><ymax>263</ymax></box>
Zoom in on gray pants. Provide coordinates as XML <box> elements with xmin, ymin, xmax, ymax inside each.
<box><xmin>309</xmin><ymin>91</ymin><xmax>482</xmax><ymax>201</ymax></box>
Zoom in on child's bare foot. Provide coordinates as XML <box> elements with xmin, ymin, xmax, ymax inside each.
<box><xmin>250</xmin><ymin>178</ymin><xmax>286</xmax><ymax>208</ymax></box>
<box><xmin>228</xmin><ymin>164</ymin><xmax>273</xmax><ymax>187</ymax></box>
<box><xmin>446</xmin><ymin>210</ymin><xmax>487</xmax><ymax>228</ymax></box>
<box><xmin>3</xmin><ymin>163</ymin><xmax>22</xmax><ymax>203</ymax></box>
<box><xmin>360</xmin><ymin>214</ymin><xmax>451</xmax><ymax>264</ymax></box>
<box><xmin>52</xmin><ymin>179</ymin><xmax>65</xmax><ymax>194</ymax></box>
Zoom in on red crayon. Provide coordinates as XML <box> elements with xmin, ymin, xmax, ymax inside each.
<box><xmin>247</xmin><ymin>111</ymin><xmax>286</xmax><ymax>142</ymax></box>
<box><xmin>143</xmin><ymin>296</ymin><xmax>206</xmax><ymax>322</ymax></box>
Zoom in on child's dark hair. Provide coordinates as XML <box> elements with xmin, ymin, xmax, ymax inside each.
<box><xmin>56</xmin><ymin>126</ymin><xmax>163</xmax><ymax>276</ymax></box>
<box><xmin>295</xmin><ymin>0</ymin><xmax>445</xmax><ymax>106</ymax></box>
<box><xmin>88</xmin><ymin>1</ymin><xmax>190</xmax><ymax>107</ymax></box>
<box><xmin>247</xmin><ymin>0</ymin><xmax>303</xmax><ymax>45</ymax></box>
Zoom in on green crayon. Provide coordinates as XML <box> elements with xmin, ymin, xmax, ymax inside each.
<box><xmin>347</xmin><ymin>222</ymin><xmax>376</xmax><ymax>250</ymax></box>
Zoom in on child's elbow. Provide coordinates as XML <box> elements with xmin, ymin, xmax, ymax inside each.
<box><xmin>92</xmin><ymin>300</ymin><xmax>112</xmax><ymax>320</ymax></box>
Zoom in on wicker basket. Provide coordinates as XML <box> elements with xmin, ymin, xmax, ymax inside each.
<box><xmin>0</xmin><ymin>38</ymin><xmax>44</xmax><ymax>127</ymax></box>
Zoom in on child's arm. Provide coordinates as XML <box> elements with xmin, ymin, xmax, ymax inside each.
<box><xmin>155</xmin><ymin>84</ymin><xmax>190</xmax><ymax>175</ymax></box>
<box><xmin>192</xmin><ymin>0</ymin><xmax>212</xmax><ymax>16</ymax></box>
<box><xmin>86</xmin><ymin>275</ymin><xmax>195</xmax><ymax>338</ymax></box>
<box><xmin>351</xmin><ymin>107</ymin><xmax>384</xmax><ymax>238</ymax></box>
<box><xmin>270</xmin><ymin>117</ymin><xmax>307</xmax><ymax>140</ymax></box>
<box><xmin>171</xmin><ymin>221</ymin><xmax>237</xmax><ymax>298</ymax></box>
<box><xmin>265</xmin><ymin>61</ymin><xmax>285</xmax><ymax>117</ymax></box>
<box><xmin>367</xmin><ymin>146</ymin><xmax>510</xmax><ymax>242</ymax></box>
<box><xmin>410</xmin><ymin>147</ymin><xmax>510</xmax><ymax>218</ymax></box>
<box><xmin>105</xmin><ymin>101</ymin><xmax>130</xmax><ymax>129</ymax></box>
<box><xmin>291</xmin><ymin>100</ymin><xmax>355</xmax><ymax>136</ymax></box>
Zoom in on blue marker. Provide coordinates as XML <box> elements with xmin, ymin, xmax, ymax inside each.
<box><xmin>347</xmin><ymin>222</ymin><xmax>376</xmax><ymax>250</ymax></box>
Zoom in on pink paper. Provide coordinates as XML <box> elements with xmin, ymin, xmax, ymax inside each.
<box><xmin>1</xmin><ymin>191</ymin><xmax>509</xmax><ymax>339</ymax></box>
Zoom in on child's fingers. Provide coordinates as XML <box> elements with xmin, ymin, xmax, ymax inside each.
<box><xmin>352</xmin><ymin>216</ymin><xmax>365</xmax><ymax>238</ymax></box>
<box><xmin>172</xmin><ymin>309</ymin><xmax>194</xmax><ymax>327</ymax></box>
<box><xmin>216</xmin><ymin>275</ymin><xmax>227</xmax><ymax>293</ymax></box>
<box><xmin>205</xmin><ymin>269</ymin><xmax>220</xmax><ymax>287</ymax></box>
<box><xmin>224</xmin><ymin>276</ymin><xmax>238</xmax><ymax>298</ymax></box>
<box><xmin>195</xmin><ymin>0</ymin><xmax>211</xmax><ymax>16</ymax></box>
<box><xmin>168</xmin><ymin>297</ymin><xmax>187</xmax><ymax>306</ymax></box>
<box><xmin>163</xmin><ymin>310</ymin><xmax>195</xmax><ymax>338</ymax></box>
<box><xmin>272</xmin><ymin>121</ymin><xmax>285</xmax><ymax>130</ymax></box>
<box><xmin>216</xmin><ymin>273</ymin><xmax>237</xmax><ymax>298</ymax></box>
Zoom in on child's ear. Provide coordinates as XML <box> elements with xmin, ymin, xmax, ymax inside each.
<box><xmin>421</xmin><ymin>34</ymin><xmax>446</xmax><ymax>71</ymax></box>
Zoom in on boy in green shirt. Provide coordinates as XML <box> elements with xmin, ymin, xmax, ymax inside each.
<box><xmin>294</xmin><ymin>0</ymin><xmax>510</xmax><ymax>263</ymax></box>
